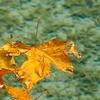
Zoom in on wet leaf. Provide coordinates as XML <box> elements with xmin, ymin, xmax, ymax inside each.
<box><xmin>17</xmin><ymin>39</ymin><xmax>81</xmax><ymax>91</ymax></box>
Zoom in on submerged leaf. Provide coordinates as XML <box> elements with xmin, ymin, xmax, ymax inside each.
<box><xmin>16</xmin><ymin>39</ymin><xmax>80</xmax><ymax>91</ymax></box>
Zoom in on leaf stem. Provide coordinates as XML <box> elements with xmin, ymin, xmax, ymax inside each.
<box><xmin>34</xmin><ymin>21</ymin><xmax>40</xmax><ymax>46</ymax></box>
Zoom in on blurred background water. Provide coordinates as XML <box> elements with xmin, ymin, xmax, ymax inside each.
<box><xmin>0</xmin><ymin>0</ymin><xmax>100</xmax><ymax>100</ymax></box>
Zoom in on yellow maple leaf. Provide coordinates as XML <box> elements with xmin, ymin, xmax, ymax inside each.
<box><xmin>17</xmin><ymin>39</ymin><xmax>81</xmax><ymax>91</ymax></box>
<box><xmin>0</xmin><ymin>40</ymin><xmax>30</xmax><ymax>71</ymax></box>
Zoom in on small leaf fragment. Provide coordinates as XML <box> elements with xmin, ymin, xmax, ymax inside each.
<box><xmin>5</xmin><ymin>85</ymin><xmax>32</xmax><ymax>100</ymax></box>
<box><xmin>0</xmin><ymin>49</ymin><xmax>15</xmax><ymax>70</ymax></box>
<box><xmin>0</xmin><ymin>69</ymin><xmax>12</xmax><ymax>91</ymax></box>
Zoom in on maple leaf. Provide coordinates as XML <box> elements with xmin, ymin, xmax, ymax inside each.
<box><xmin>0</xmin><ymin>41</ymin><xmax>30</xmax><ymax>92</ymax></box>
<box><xmin>5</xmin><ymin>85</ymin><xmax>32</xmax><ymax>100</ymax></box>
<box><xmin>16</xmin><ymin>39</ymin><xmax>81</xmax><ymax>91</ymax></box>
<box><xmin>0</xmin><ymin>24</ymin><xmax>81</xmax><ymax>100</ymax></box>
<box><xmin>0</xmin><ymin>47</ymin><xmax>15</xmax><ymax>92</ymax></box>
